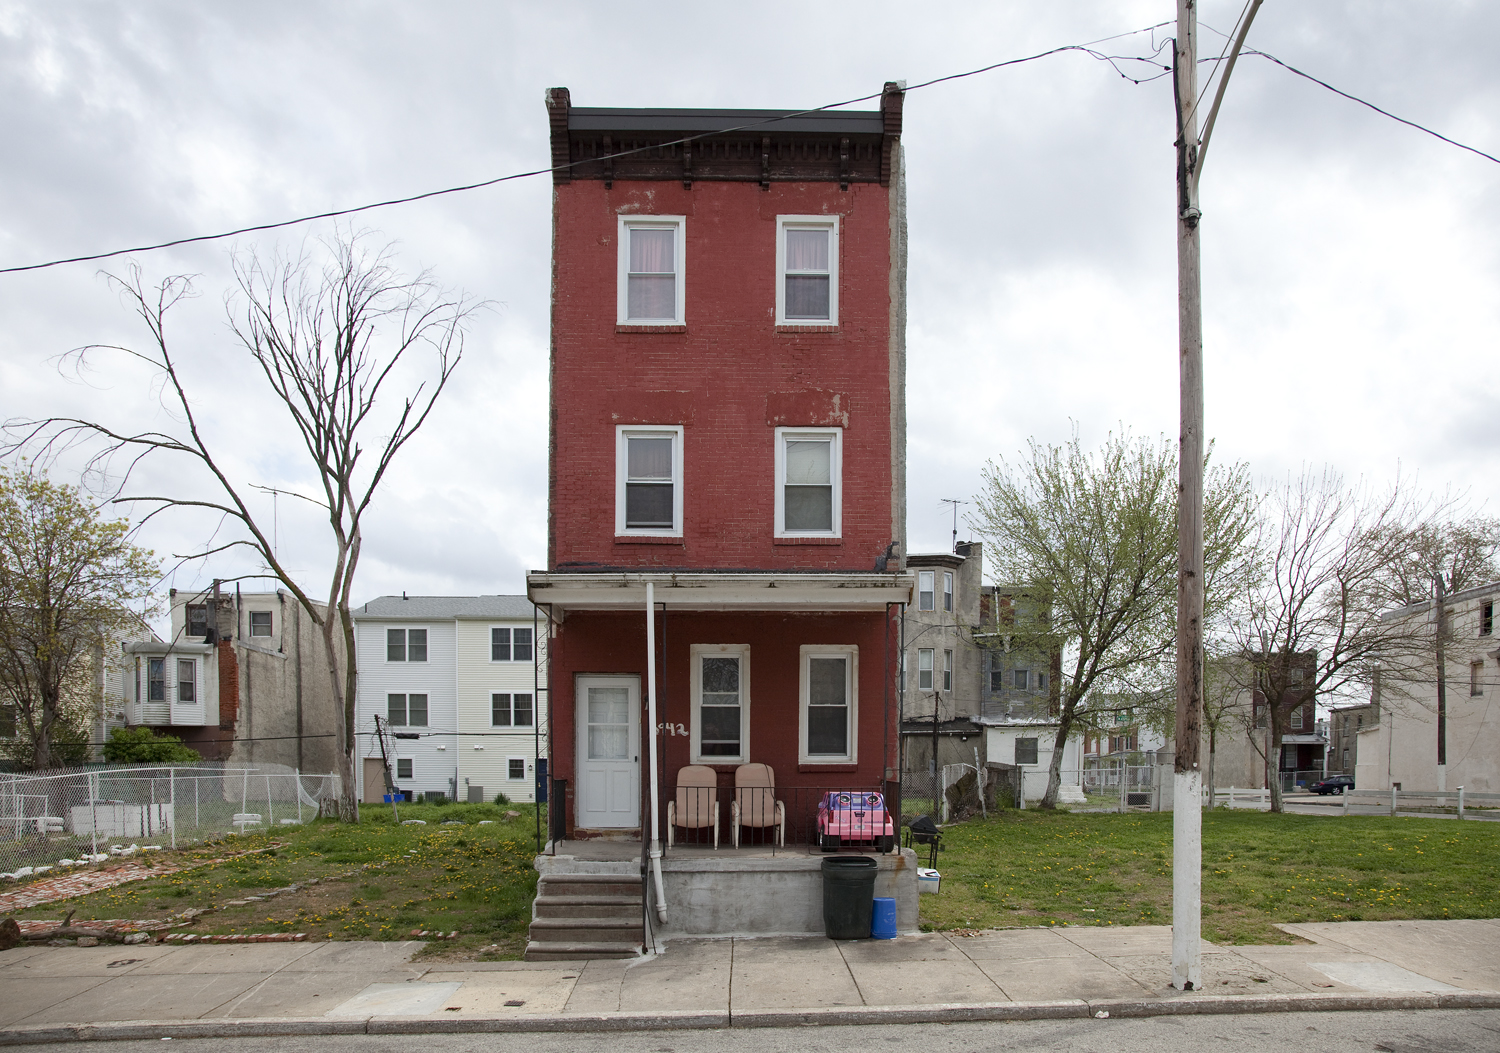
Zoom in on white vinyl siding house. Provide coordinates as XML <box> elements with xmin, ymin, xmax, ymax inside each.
<box><xmin>457</xmin><ymin>612</ymin><xmax>548</xmax><ymax>804</ymax></box>
<box><xmin>353</xmin><ymin>595</ymin><xmax>546</xmax><ymax>805</ymax></box>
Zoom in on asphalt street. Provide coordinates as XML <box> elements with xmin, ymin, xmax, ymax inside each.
<box><xmin>2</xmin><ymin>1009</ymin><xmax>1496</xmax><ymax>1053</ymax></box>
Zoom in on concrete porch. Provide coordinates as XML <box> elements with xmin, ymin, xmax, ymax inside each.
<box><xmin>528</xmin><ymin>839</ymin><xmax>919</xmax><ymax>960</ymax></box>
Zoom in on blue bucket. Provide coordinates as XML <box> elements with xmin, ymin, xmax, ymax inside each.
<box><xmin>871</xmin><ymin>896</ymin><xmax>897</xmax><ymax>940</ymax></box>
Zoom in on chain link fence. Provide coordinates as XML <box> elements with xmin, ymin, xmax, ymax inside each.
<box><xmin>1</xmin><ymin>762</ymin><xmax>340</xmax><ymax>878</ymax></box>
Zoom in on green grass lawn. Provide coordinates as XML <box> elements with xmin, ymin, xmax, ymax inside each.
<box><xmin>9</xmin><ymin>802</ymin><xmax>544</xmax><ymax>959</ymax></box>
<box><xmin>918</xmin><ymin>808</ymin><xmax>1500</xmax><ymax>944</ymax></box>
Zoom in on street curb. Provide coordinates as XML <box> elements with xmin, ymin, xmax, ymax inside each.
<box><xmin>2</xmin><ymin>992</ymin><xmax>1499</xmax><ymax>1043</ymax></box>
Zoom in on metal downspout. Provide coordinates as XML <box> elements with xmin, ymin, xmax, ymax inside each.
<box><xmin>645</xmin><ymin>581</ymin><xmax>667</xmax><ymax>924</ymax></box>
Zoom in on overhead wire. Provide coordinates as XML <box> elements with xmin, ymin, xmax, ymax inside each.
<box><xmin>0</xmin><ymin>24</ymin><xmax>1178</xmax><ymax>276</ymax></box>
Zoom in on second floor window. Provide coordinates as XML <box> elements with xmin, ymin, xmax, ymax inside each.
<box><xmin>492</xmin><ymin>693</ymin><xmax>534</xmax><ymax>727</ymax></box>
<box><xmin>776</xmin><ymin>428</ymin><xmax>841</xmax><ymax>537</ymax></box>
<box><xmin>387</xmin><ymin>628</ymin><xmax>427</xmax><ymax>662</ymax></box>
<box><xmin>1483</xmin><ymin>602</ymin><xmax>1494</xmax><ymax>637</ymax></box>
<box><xmin>917</xmin><ymin>571</ymin><xmax>935</xmax><ymax>611</ymax></box>
<box><xmin>617</xmin><ymin>426</ymin><xmax>683</xmax><ymax>536</ymax></box>
<box><xmin>943</xmin><ymin>649</ymin><xmax>953</xmax><ymax>692</ymax></box>
<box><xmin>1013</xmin><ymin>668</ymin><xmax>1028</xmax><ymax>690</ymax></box>
<box><xmin>147</xmin><ymin>658</ymin><xmax>165</xmax><ymax>702</ymax></box>
<box><xmin>388</xmin><ymin>692</ymin><xmax>428</xmax><ymax>727</ymax></box>
<box><xmin>249</xmin><ymin>611</ymin><xmax>273</xmax><ymax>637</ymax></box>
<box><xmin>943</xmin><ymin>572</ymin><xmax>954</xmax><ymax>613</ymax></box>
<box><xmin>618</xmin><ymin>217</ymin><xmax>685</xmax><ymax>325</ymax></box>
<box><xmin>186</xmin><ymin>603</ymin><xmax>208</xmax><ymax>638</ymax></box>
<box><xmin>491</xmin><ymin>627</ymin><xmax>533</xmax><ymax>662</ymax></box>
<box><xmin>177</xmin><ymin>659</ymin><xmax>196</xmax><ymax>703</ymax></box>
<box><xmin>917</xmin><ymin>648</ymin><xmax>934</xmax><ymax>690</ymax></box>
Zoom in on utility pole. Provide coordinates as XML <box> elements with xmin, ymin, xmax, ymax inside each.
<box><xmin>1171</xmin><ymin>0</ymin><xmax>1206</xmax><ymax>993</ymax></box>
<box><xmin>1434</xmin><ymin>566</ymin><xmax>1447</xmax><ymax>790</ymax></box>
<box><xmin>1171</xmin><ymin>0</ymin><xmax>1261</xmax><ymax>993</ymax></box>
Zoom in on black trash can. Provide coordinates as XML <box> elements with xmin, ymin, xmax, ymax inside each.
<box><xmin>822</xmin><ymin>855</ymin><xmax>878</xmax><ymax>939</ymax></box>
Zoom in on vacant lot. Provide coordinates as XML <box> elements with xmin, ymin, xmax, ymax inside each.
<box><xmin>918</xmin><ymin>809</ymin><xmax>1500</xmax><ymax>944</ymax></box>
<box><xmin>8</xmin><ymin>802</ymin><xmax>543</xmax><ymax>959</ymax></box>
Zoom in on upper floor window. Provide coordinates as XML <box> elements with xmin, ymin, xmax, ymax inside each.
<box><xmin>616</xmin><ymin>426</ymin><xmax>683</xmax><ymax>536</ymax></box>
<box><xmin>491</xmin><ymin>627</ymin><xmax>534</xmax><ymax>662</ymax></box>
<box><xmin>1013</xmin><ymin>668</ymin><xmax>1028</xmax><ymax>690</ymax></box>
<box><xmin>943</xmin><ymin>572</ymin><xmax>954</xmax><ymax>613</ymax></box>
<box><xmin>492</xmin><ymin>692</ymin><xmax>534</xmax><ymax>727</ymax></box>
<box><xmin>943</xmin><ymin>649</ymin><xmax>953</xmax><ymax>692</ymax></box>
<box><xmin>1291</xmin><ymin>706</ymin><xmax>1304</xmax><ymax>730</ymax></box>
<box><xmin>387</xmin><ymin>628</ymin><xmax>427</xmax><ymax>663</ymax></box>
<box><xmin>147</xmin><ymin>658</ymin><xmax>166</xmax><ymax>702</ymax></box>
<box><xmin>917</xmin><ymin>648</ymin><xmax>934</xmax><ymax>690</ymax></box>
<box><xmin>917</xmin><ymin>571</ymin><xmax>935</xmax><ymax>611</ymax></box>
<box><xmin>775</xmin><ymin>216</ymin><xmax>838</xmax><ymax>325</ymax></box>
<box><xmin>775</xmin><ymin>427</ymin><xmax>841</xmax><ymax>537</ymax></box>
<box><xmin>618</xmin><ymin>216</ymin><xmax>685</xmax><ymax>325</ymax></box>
<box><xmin>249</xmin><ymin>611</ymin><xmax>273</xmax><ymax>638</ymax></box>
<box><xmin>989</xmin><ymin>668</ymin><xmax>1005</xmax><ymax>693</ymax></box>
<box><xmin>186</xmin><ymin>603</ymin><xmax>208</xmax><ymax>638</ymax></box>
<box><xmin>1483</xmin><ymin>601</ymin><xmax>1494</xmax><ymax>637</ymax></box>
<box><xmin>177</xmin><ymin>659</ymin><xmax>196</xmax><ymax>703</ymax></box>
<box><xmin>388</xmin><ymin>692</ymin><xmax>428</xmax><ymax>727</ymax></box>
<box><xmin>1472</xmin><ymin>660</ymin><xmax>1484</xmax><ymax>697</ymax></box>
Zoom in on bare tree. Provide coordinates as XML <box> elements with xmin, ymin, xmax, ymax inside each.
<box><xmin>6</xmin><ymin>233</ymin><xmax>476</xmax><ymax>818</ymax></box>
<box><xmin>1230</xmin><ymin>468</ymin><xmax>1440</xmax><ymax>812</ymax></box>
<box><xmin>973</xmin><ymin>431</ymin><xmax>1258</xmax><ymax>808</ymax></box>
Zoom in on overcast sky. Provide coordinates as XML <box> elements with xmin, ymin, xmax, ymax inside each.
<box><xmin>2</xmin><ymin>1</ymin><xmax>1497</xmax><ymax>618</ymax></box>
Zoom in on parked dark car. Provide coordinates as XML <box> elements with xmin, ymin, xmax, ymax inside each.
<box><xmin>1309</xmin><ymin>774</ymin><xmax>1355</xmax><ymax>795</ymax></box>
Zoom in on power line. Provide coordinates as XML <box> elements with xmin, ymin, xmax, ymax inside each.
<box><xmin>0</xmin><ymin>26</ymin><xmax>1177</xmax><ymax>277</ymax></box>
<box><xmin>1198</xmin><ymin>24</ymin><xmax>1500</xmax><ymax>167</ymax></box>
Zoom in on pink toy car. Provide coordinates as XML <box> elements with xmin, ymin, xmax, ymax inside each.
<box><xmin>817</xmin><ymin>791</ymin><xmax>894</xmax><ymax>852</ymax></box>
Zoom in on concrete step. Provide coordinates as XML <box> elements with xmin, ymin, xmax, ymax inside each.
<box><xmin>527</xmin><ymin>916</ymin><xmax>644</xmax><ymax>945</ymax></box>
<box><xmin>524</xmin><ymin>940</ymin><xmax>641</xmax><ymax>961</ymax></box>
<box><xmin>537</xmin><ymin>875</ymin><xmax>643</xmax><ymax>899</ymax></box>
<box><xmin>532</xmin><ymin>894</ymin><xmax>642</xmax><ymax>920</ymax></box>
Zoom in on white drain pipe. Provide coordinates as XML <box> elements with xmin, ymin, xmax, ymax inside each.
<box><xmin>645</xmin><ymin>581</ymin><xmax>667</xmax><ymax>924</ymax></box>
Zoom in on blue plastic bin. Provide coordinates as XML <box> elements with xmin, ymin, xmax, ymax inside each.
<box><xmin>871</xmin><ymin>896</ymin><xmax>897</xmax><ymax>939</ymax></box>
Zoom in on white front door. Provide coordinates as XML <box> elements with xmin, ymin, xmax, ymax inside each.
<box><xmin>575</xmin><ymin>676</ymin><xmax>641</xmax><ymax>829</ymax></box>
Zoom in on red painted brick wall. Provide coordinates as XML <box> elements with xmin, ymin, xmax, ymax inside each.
<box><xmin>550</xmin><ymin>609</ymin><xmax>897</xmax><ymax>833</ymax></box>
<box><xmin>549</xmin><ymin>179</ymin><xmax>895</xmax><ymax>571</ymax></box>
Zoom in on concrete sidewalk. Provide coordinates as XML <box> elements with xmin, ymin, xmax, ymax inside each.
<box><xmin>2</xmin><ymin>920</ymin><xmax>1499</xmax><ymax>1042</ymax></box>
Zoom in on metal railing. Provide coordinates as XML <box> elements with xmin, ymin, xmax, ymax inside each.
<box><xmin>1</xmin><ymin>762</ymin><xmax>340</xmax><ymax>878</ymax></box>
<box><xmin>662</xmin><ymin>783</ymin><xmax>896</xmax><ymax>851</ymax></box>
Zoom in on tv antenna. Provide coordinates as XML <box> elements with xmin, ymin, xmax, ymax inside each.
<box><xmin>940</xmin><ymin>499</ymin><xmax>967</xmax><ymax>554</ymax></box>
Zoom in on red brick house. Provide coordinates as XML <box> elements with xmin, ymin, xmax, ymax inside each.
<box><xmin>525</xmin><ymin>84</ymin><xmax>917</xmax><ymax>957</ymax></box>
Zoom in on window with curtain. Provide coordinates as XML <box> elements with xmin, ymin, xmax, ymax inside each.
<box><xmin>618</xmin><ymin>217</ymin><xmax>684</xmax><ymax>324</ymax></box>
<box><xmin>776</xmin><ymin>428</ymin><xmax>840</xmax><ymax>536</ymax></box>
<box><xmin>776</xmin><ymin>216</ymin><xmax>838</xmax><ymax>325</ymax></box>
<box><xmin>917</xmin><ymin>571</ymin><xmax>934</xmax><ymax>611</ymax></box>
<box><xmin>177</xmin><ymin>659</ymin><xmax>196</xmax><ymax>702</ymax></box>
<box><xmin>943</xmin><ymin>572</ymin><xmax>954</xmax><ymax>612</ymax></box>
<box><xmin>617</xmin><ymin>426</ymin><xmax>682</xmax><ymax>535</ymax></box>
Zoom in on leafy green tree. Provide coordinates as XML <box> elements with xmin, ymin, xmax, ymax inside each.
<box><xmin>102</xmin><ymin>725</ymin><xmax>200</xmax><ymax>764</ymax></box>
<box><xmin>972</xmin><ymin>432</ymin><xmax>1258</xmax><ymax>808</ymax></box>
<box><xmin>0</xmin><ymin>467</ymin><xmax>158</xmax><ymax>770</ymax></box>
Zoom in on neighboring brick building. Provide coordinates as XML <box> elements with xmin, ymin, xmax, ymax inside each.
<box><xmin>525</xmin><ymin>84</ymin><xmax>916</xmax><ymax>955</ymax></box>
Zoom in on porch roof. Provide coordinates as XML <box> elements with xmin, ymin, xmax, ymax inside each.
<box><xmin>526</xmin><ymin>570</ymin><xmax>913</xmax><ymax>615</ymax></box>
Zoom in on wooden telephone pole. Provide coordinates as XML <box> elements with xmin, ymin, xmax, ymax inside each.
<box><xmin>1172</xmin><ymin>0</ymin><xmax>1261</xmax><ymax>992</ymax></box>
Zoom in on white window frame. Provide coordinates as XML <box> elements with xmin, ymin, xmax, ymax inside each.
<box><xmin>917</xmin><ymin>648</ymin><xmax>933</xmax><ymax>691</ymax></box>
<box><xmin>615</xmin><ymin>425</ymin><xmax>684</xmax><ymax>537</ymax></box>
<box><xmin>689</xmin><ymin>643</ymin><xmax>750</xmax><ymax>765</ymax></box>
<box><xmin>490</xmin><ymin>625</ymin><xmax>534</xmax><ymax>663</ymax></box>
<box><xmin>799</xmin><ymin>644</ymin><xmax>858</xmax><ymax>764</ymax></box>
<box><xmin>943</xmin><ymin>571</ymin><xmax>954</xmax><ymax>613</ymax></box>
<box><xmin>917</xmin><ymin>570</ymin><xmax>935</xmax><ymax>611</ymax></box>
<box><xmin>387</xmin><ymin>691</ymin><xmax>430</xmax><ymax>728</ymax></box>
<box><xmin>507</xmin><ymin>757</ymin><xmax>527</xmax><ymax>781</ymax></box>
<box><xmin>943</xmin><ymin>649</ymin><xmax>954</xmax><ymax>692</ymax></box>
<box><xmin>773</xmin><ymin>426</ymin><xmax>842</xmax><ymax>538</ymax></box>
<box><xmin>775</xmin><ymin>215</ymin><xmax>839</xmax><ymax>326</ymax></box>
<box><xmin>385</xmin><ymin>627</ymin><xmax>429</xmax><ymax>664</ymax></box>
<box><xmin>396</xmin><ymin>758</ymin><xmax>413</xmax><ymax>780</ymax></box>
<box><xmin>617</xmin><ymin>215</ymin><xmax>686</xmax><ymax>326</ymax></box>
<box><xmin>248</xmin><ymin>610</ymin><xmax>273</xmax><ymax>638</ymax></box>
